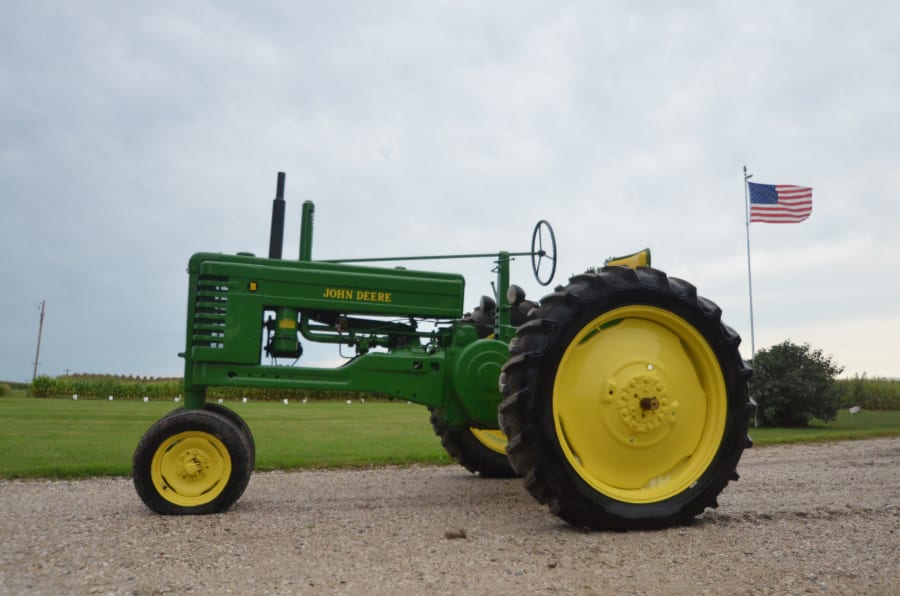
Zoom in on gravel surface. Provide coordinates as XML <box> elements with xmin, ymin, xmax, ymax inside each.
<box><xmin>1</xmin><ymin>437</ymin><xmax>898</xmax><ymax>595</ymax></box>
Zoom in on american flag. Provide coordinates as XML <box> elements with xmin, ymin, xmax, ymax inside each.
<box><xmin>748</xmin><ymin>182</ymin><xmax>813</xmax><ymax>223</ymax></box>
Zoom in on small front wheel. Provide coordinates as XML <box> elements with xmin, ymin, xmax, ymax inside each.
<box><xmin>159</xmin><ymin>402</ymin><xmax>256</xmax><ymax>467</ymax></box>
<box><xmin>133</xmin><ymin>409</ymin><xmax>253</xmax><ymax>515</ymax></box>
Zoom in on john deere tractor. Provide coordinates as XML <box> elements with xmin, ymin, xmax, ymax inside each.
<box><xmin>133</xmin><ymin>173</ymin><xmax>752</xmax><ymax>530</ymax></box>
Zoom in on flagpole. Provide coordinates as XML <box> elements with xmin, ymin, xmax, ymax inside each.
<box><xmin>743</xmin><ymin>165</ymin><xmax>756</xmax><ymax>358</ymax></box>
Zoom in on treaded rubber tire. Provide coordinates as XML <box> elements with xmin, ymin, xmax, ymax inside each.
<box><xmin>202</xmin><ymin>403</ymin><xmax>255</xmax><ymax>468</ymax></box>
<box><xmin>161</xmin><ymin>403</ymin><xmax>256</xmax><ymax>468</ymax></box>
<box><xmin>429</xmin><ymin>408</ymin><xmax>518</xmax><ymax>478</ymax></box>
<box><xmin>133</xmin><ymin>408</ymin><xmax>253</xmax><ymax>515</ymax></box>
<box><xmin>498</xmin><ymin>266</ymin><xmax>753</xmax><ymax>530</ymax></box>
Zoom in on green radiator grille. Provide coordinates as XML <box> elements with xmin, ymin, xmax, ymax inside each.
<box><xmin>191</xmin><ymin>275</ymin><xmax>229</xmax><ymax>349</ymax></box>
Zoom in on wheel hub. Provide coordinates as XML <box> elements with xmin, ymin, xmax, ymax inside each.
<box><xmin>616</xmin><ymin>374</ymin><xmax>676</xmax><ymax>439</ymax></box>
<box><xmin>177</xmin><ymin>448</ymin><xmax>210</xmax><ymax>480</ymax></box>
<box><xmin>639</xmin><ymin>396</ymin><xmax>659</xmax><ymax>411</ymax></box>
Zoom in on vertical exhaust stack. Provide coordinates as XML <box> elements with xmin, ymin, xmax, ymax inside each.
<box><xmin>268</xmin><ymin>172</ymin><xmax>286</xmax><ymax>259</ymax></box>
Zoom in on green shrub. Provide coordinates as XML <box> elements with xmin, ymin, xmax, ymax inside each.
<box><xmin>751</xmin><ymin>340</ymin><xmax>843</xmax><ymax>427</ymax></box>
<box><xmin>0</xmin><ymin>383</ymin><xmax>11</xmax><ymax>397</ymax></box>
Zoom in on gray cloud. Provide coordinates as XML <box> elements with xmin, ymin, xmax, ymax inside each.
<box><xmin>2</xmin><ymin>2</ymin><xmax>898</xmax><ymax>380</ymax></box>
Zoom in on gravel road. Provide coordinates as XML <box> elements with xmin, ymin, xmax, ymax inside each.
<box><xmin>1</xmin><ymin>437</ymin><xmax>898</xmax><ymax>595</ymax></box>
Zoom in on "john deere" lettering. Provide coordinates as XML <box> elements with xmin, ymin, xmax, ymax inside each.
<box><xmin>322</xmin><ymin>288</ymin><xmax>393</xmax><ymax>303</ymax></box>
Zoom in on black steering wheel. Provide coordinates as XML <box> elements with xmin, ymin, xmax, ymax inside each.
<box><xmin>531</xmin><ymin>220</ymin><xmax>557</xmax><ymax>286</ymax></box>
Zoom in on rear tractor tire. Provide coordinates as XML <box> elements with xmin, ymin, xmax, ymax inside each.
<box><xmin>499</xmin><ymin>266</ymin><xmax>753</xmax><ymax>530</ymax></box>
<box><xmin>133</xmin><ymin>408</ymin><xmax>253</xmax><ymax>515</ymax></box>
<box><xmin>429</xmin><ymin>408</ymin><xmax>518</xmax><ymax>478</ymax></box>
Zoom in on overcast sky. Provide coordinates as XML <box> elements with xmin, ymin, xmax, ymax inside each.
<box><xmin>2</xmin><ymin>1</ymin><xmax>898</xmax><ymax>382</ymax></box>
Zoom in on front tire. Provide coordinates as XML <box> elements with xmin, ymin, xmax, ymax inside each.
<box><xmin>160</xmin><ymin>402</ymin><xmax>256</xmax><ymax>467</ymax></box>
<box><xmin>499</xmin><ymin>267</ymin><xmax>753</xmax><ymax>530</ymax></box>
<box><xmin>133</xmin><ymin>409</ymin><xmax>253</xmax><ymax>515</ymax></box>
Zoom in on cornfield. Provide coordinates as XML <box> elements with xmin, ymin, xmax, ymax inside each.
<box><xmin>27</xmin><ymin>374</ymin><xmax>366</xmax><ymax>402</ymax></box>
<box><xmin>837</xmin><ymin>375</ymin><xmax>900</xmax><ymax>410</ymax></box>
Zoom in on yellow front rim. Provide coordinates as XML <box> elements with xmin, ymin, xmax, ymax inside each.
<box><xmin>469</xmin><ymin>428</ymin><xmax>508</xmax><ymax>455</ymax></box>
<box><xmin>150</xmin><ymin>431</ymin><xmax>232</xmax><ymax>507</ymax></box>
<box><xmin>553</xmin><ymin>305</ymin><xmax>726</xmax><ymax>504</ymax></box>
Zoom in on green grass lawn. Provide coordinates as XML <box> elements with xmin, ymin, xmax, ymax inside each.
<box><xmin>747</xmin><ymin>409</ymin><xmax>900</xmax><ymax>444</ymax></box>
<box><xmin>0</xmin><ymin>397</ymin><xmax>897</xmax><ymax>479</ymax></box>
<box><xmin>0</xmin><ymin>397</ymin><xmax>450</xmax><ymax>478</ymax></box>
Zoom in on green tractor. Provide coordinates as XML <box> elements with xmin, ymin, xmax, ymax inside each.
<box><xmin>133</xmin><ymin>173</ymin><xmax>753</xmax><ymax>530</ymax></box>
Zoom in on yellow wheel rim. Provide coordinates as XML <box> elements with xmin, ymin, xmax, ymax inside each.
<box><xmin>553</xmin><ymin>305</ymin><xmax>726</xmax><ymax>504</ymax></box>
<box><xmin>150</xmin><ymin>430</ymin><xmax>232</xmax><ymax>507</ymax></box>
<box><xmin>469</xmin><ymin>428</ymin><xmax>508</xmax><ymax>455</ymax></box>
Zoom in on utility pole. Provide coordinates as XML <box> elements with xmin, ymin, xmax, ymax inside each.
<box><xmin>32</xmin><ymin>300</ymin><xmax>45</xmax><ymax>381</ymax></box>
